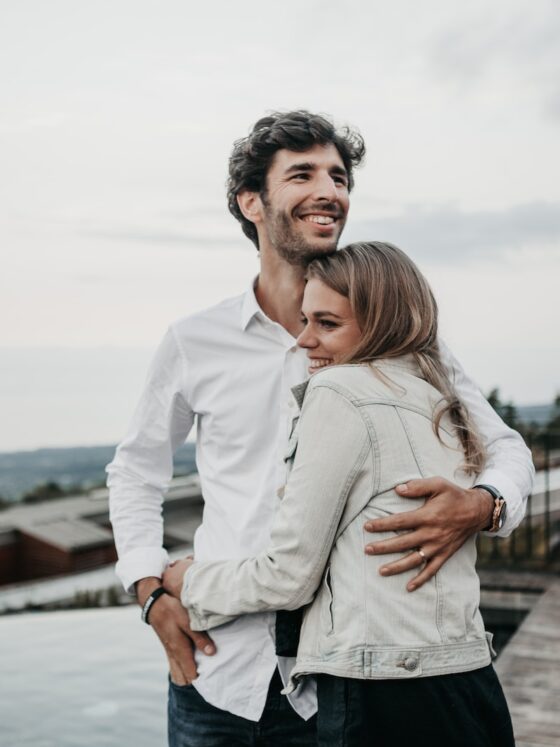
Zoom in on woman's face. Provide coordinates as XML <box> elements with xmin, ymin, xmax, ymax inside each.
<box><xmin>297</xmin><ymin>277</ymin><xmax>362</xmax><ymax>375</ymax></box>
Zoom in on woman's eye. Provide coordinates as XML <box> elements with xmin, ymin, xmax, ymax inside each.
<box><xmin>320</xmin><ymin>320</ymin><xmax>338</xmax><ymax>329</ymax></box>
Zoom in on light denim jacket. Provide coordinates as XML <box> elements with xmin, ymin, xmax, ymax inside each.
<box><xmin>182</xmin><ymin>358</ymin><xmax>493</xmax><ymax>688</ymax></box>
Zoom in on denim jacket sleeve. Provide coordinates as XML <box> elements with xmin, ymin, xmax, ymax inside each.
<box><xmin>182</xmin><ymin>383</ymin><xmax>370</xmax><ymax>631</ymax></box>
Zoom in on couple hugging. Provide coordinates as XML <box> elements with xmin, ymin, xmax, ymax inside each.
<box><xmin>108</xmin><ymin>110</ymin><xmax>533</xmax><ymax>746</ymax></box>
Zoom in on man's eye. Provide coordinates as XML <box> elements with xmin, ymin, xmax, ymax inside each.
<box><xmin>333</xmin><ymin>176</ymin><xmax>348</xmax><ymax>186</ymax></box>
<box><xmin>300</xmin><ymin>317</ymin><xmax>308</xmax><ymax>325</ymax></box>
<box><xmin>292</xmin><ymin>173</ymin><xmax>308</xmax><ymax>181</ymax></box>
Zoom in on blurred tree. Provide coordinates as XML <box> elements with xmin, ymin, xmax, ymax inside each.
<box><xmin>22</xmin><ymin>481</ymin><xmax>66</xmax><ymax>504</ymax></box>
<box><xmin>543</xmin><ymin>393</ymin><xmax>560</xmax><ymax>450</ymax></box>
<box><xmin>486</xmin><ymin>388</ymin><xmax>518</xmax><ymax>429</ymax></box>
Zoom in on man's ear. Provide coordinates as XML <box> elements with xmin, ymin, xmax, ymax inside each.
<box><xmin>237</xmin><ymin>190</ymin><xmax>263</xmax><ymax>224</ymax></box>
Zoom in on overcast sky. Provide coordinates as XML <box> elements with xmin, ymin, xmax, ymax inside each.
<box><xmin>1</xmin><ymin>0</ymin><xmax>559</xmax><ymax>451</ymax></box>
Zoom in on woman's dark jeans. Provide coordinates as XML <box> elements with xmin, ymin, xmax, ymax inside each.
<box><xmin>316</xmin><ymin>664</ymin><xmax>515</xmax><ymax>747</ymax></box>
<box><xmin>168</xmin><ymin>667</ymin><xmax>317</xmax><ymax>747</ymax></box>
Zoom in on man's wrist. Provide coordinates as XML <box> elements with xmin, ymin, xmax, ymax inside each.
<box><xmin>135</xmin><ymin>576</ymin><xmax>163</xmax><ymax>607</ymax></box>
<box><xmin>474</xmin><ymin>484</ymin><xmax>507</xmax><ymax>532</ymax></box>
<box><xmin>472</xmin><ymin>487</ymin><xmax>496</xmax><ymax>532</ymax></box>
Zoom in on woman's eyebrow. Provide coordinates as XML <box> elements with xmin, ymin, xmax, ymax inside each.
<box><xmin>313</xmin><ymin>311</ymin><xmax>343</xmax><ymax>319</ymax></box>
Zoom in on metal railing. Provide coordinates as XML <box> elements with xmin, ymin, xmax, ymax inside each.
<box><xmin>477</xmin><ymin>432</ymin><xmax>560</xmax><ymax>569</ymax></box>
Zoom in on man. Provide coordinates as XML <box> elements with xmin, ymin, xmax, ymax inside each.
<box><xmin>107</xmin><ymin>111</ymin><xmax>533</xmax><ymax>746</ymax></box>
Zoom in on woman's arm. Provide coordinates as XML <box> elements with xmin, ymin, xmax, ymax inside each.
<box><xmin>171</xmin><ymin>383</ymin><xmax>370</xmax><ymax>632</ymax></box>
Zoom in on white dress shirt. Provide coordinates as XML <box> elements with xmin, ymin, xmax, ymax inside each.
<box><xmin>107</xmin><ymin>281</ymin><xmax>534</xmax><ymax>721</ymax></box>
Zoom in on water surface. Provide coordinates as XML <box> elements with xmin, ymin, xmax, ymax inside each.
<box><xmin>0</xmin><ymin>607</ymin><xmax>168</xmax><ymax>746</ymax></box>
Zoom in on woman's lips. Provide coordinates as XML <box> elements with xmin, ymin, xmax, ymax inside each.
<box><xmin>308</xmin><ymin>358</ymin><xmax>333</xmax><ymax>373</ymax></box>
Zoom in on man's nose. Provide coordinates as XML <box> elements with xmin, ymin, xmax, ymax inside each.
<box><xmin>312</xmin><ymin>173</ymin><xmax>339</xmax><ymax>202</ymax></box>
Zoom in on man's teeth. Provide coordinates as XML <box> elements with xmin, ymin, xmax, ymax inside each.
<box><xmin>309</xmin><ymin>359</ymin><xmax>332</xmax><ymax>369</ymax></box>
<box><xmin>303</xmin><ymin>215</ymin><xmax>335</xmax><ymax>225</ymax></box>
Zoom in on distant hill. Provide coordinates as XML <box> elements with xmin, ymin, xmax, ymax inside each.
<box><xmin>0</xmin><ymin>443</ymin><xmax>197</xmax><ymax>503</ymax></box>
<box><xmin>0</xmin><ymin>402</ymin><xmax>553</xmax><ymax>503</ymax></box>
<box><xmin>516</xmin><ymin>404</ymin><xmax>555</xmax><ymax>427</ymax></box>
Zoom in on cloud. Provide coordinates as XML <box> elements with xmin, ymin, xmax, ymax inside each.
<box><xmin>345</xmin><ymin>201</ymin><xmax>560</xmax><ymax>264</ymax></box>
<box><xmin>81</xmin><ymin>226</ymin><xmax>245</xmax><ymax>249</ymax></box>
<box><xmin>543</xmin><ymin>89</ymin><xmax>560</xmax><ymax>120</ymax></box>
<box><xmin>23</xmin><ymin>113</ymin><xmax>69</xmax><ymax>130</ymax></box>
<box><xmin>429</xmin><ymin>1</ymin><xmax>560</xmax><ymax>111</ymax></box>
<box><xmin>81</xmin><ymin>202</ymin><xmax>560</xmax><ymax>262</ymax></box>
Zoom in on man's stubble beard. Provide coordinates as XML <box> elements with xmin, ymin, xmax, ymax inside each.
<box><xmin>262</xmin><ymin>204</ymin><xmax>344</xmax><ymax>268</ymax></box>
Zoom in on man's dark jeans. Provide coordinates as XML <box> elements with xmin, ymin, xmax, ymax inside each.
<box><xmin>168</xmin><ymin>667</ymin><xmax>317</xmax><ymax>747</ymax></box>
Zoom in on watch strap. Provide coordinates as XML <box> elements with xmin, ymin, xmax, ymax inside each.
<box><xmin>474</xmin><ymin>484</ymin><xmax>506</xmax><ymax>533</ymax></box>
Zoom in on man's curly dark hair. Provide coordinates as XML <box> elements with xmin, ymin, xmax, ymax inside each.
<box><xmin>227</xmin><ymin>110</ymin><xmax>366</xmax><ymax>249</ymax></box>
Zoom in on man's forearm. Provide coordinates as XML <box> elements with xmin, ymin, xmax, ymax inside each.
<box><xmin>439</xmin><ymin>337</ymin><xmax>534</xmax><ymax>535</ymax></box>
<box><xmin>135</xmin><ymin>576</ymin><xmax>164</xmax><ymax>607</ymax></box>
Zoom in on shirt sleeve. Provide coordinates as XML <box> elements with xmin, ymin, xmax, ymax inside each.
<box><xmin>439</xmin><ymin>338</ymin><xmax>535</xmax><ymax>536</ymax></box>
<box><xmin>181</xmin><ymin>384</ymin><xmax>370</xmax><ymax>631</ymax></box>
<box><xmin>107</xmin><ymin>326</ymin><xmax>195</xmax><ymax>592</ymax></box>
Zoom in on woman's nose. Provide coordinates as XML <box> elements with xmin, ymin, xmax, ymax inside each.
<box><xmin>296</xmin><ymin>325</ymin><xmax>317</xmax><ymax>349</ymax></box>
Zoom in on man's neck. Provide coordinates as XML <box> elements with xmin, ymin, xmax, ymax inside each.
<box><xmin>254</xmin><ymin>247</ymin><xmax>306</xmax><ymax>339</ymax></box>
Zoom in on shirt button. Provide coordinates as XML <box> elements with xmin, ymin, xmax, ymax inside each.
<box><xmin>403</xmin><ymin>657</ymin><xmax>418</xmax><ymax>671</ymax></box>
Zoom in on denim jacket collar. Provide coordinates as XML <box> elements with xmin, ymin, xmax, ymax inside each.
<box><xmin>290</xmin><ymin>355</ymin><xmax>424</xmax><ymax>412</ymax></box>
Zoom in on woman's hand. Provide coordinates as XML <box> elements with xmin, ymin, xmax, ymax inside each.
<box><xmin>163</xmin><ymin>556</ymin><xmax>194</xmax><ymax>599</ymax></box>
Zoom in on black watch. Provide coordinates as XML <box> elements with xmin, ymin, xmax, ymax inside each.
<box><xmin>474</xmin><ymin>484</ymin><xmax>507</xmax><ymax>533</ymax></box>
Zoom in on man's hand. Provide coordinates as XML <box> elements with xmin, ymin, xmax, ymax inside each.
<box><xmin>136</xmin><ymin>576</ymin><xmax>215</xmax><ymax>686</ymax></box>
<box><xmin>162</xmin><ymin>557</ymin><xmax>194</xmax><ymax>599</ymax></box>
<box><xmin>363</xmin><ymin>478</ymin><xmax>494</xmax><ymax>592</ymax></box>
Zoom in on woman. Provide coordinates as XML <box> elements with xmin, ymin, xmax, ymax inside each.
<box><xmin>163</xmin><ymin>242</ymin><xmax>514</xmax><ymax>746</ymax></box>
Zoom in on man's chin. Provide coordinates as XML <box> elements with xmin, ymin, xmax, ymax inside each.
<box><xmin>277</xmin><ymin>240</ymin><xmax>339</xmax><ymax>267</ymax></box>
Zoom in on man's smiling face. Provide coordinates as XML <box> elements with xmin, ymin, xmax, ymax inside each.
<box><xmin>259</xmin><ymin>143</ymin><xmax>350</xmax><ymax>265</ymax></box>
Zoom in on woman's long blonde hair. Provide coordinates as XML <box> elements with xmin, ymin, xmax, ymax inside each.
<box><xmin>306</xmin><ymin>241</ymin><xmax>486</xmax><ymax>474</ymax></box>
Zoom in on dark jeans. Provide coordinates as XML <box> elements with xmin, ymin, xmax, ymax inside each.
<box><xmin>168</xmin><ymin>667</ymin><xmax>317</xmax><ymax>747</ymax></box>
<box><xmin>316</xmin><ymin>664</ymin><xmax>515</xmax><ymax>747</ymax></box>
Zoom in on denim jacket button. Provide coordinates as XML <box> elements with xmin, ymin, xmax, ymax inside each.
<box><xmin>404</xmin><ymin>656</ymin><xmax>418</xmax><ymax>671</ymax></box>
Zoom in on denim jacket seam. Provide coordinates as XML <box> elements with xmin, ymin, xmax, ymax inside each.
<box><xmin>289</xmin><ymin>429</ymin><xmax>371</xmax><ymax>610</ymax></box>
<box><xmin>285</xmin><ymin>386</ymin><xmax>372</xmax><ymax>610</ymax></box>
<box><xmin>395</xmin><ymin>407</ymin><xmax>447</xmax><ymax>643</ymax></box>
<box><xmin>306</xmin><ymin>381</ymin><xmax>382</xmax><ymax>498</ymax></box>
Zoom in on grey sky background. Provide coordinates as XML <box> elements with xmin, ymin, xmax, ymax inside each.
<box><xmin>1</xmin><ymin>0</ymin><xmax>559</xmax><ymax>451</ymax></box>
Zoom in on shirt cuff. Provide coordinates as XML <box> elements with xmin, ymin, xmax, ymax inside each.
<box><xmin>476</xmin><ymin>467</ymin><xmax>526</xmax><ymax>538</ymax></box>
<box><xmin>181</xmin><ymin>564</ymin><xmax>208</xmax><ymax>631</ymax></box>
<box><xmin>115</xmin><ymin>546</ymin><xmax>170</xmax><ymax>594</ymax></box>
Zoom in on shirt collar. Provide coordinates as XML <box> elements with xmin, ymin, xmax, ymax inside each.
<box><xmin>240</xmin><ymin>277</ymin><xmax>262</xmax><ymax>331</ymax></box>
<box><xmin>240</xmin><ymin>277</ymin><xmax>299</xmax><ymax>348</ymax></box>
